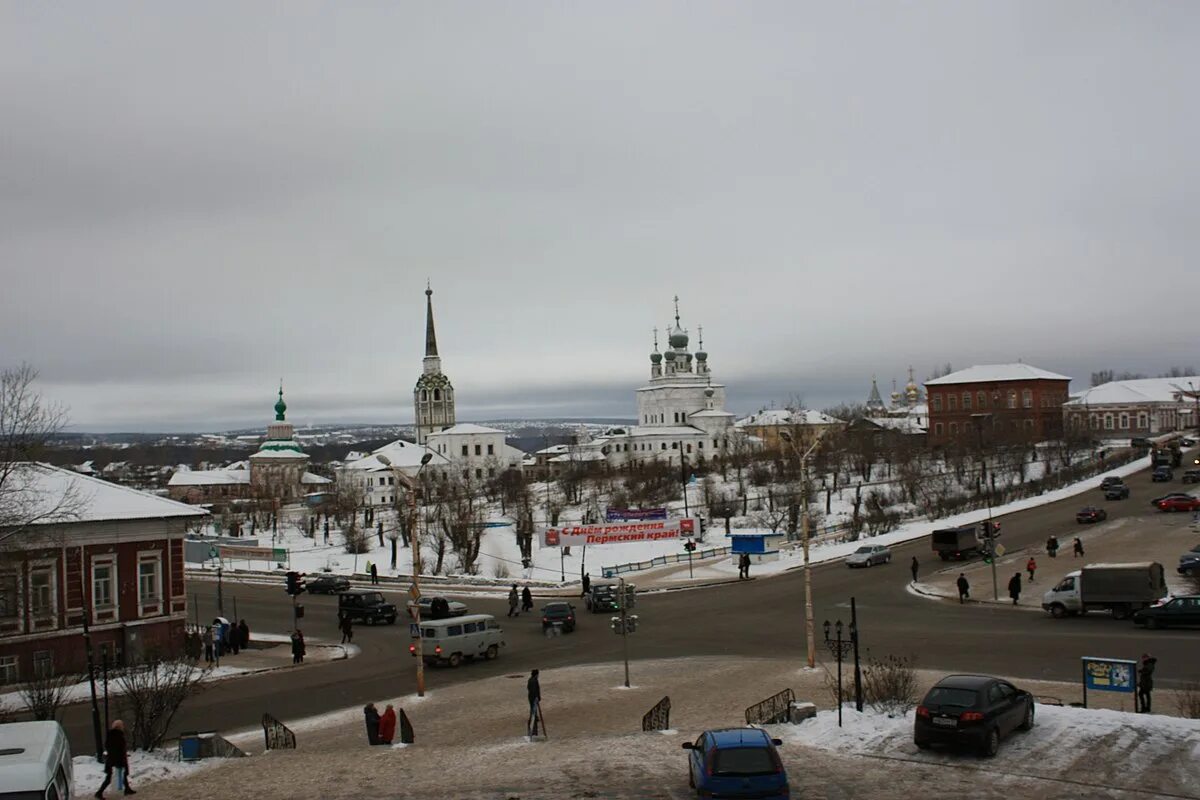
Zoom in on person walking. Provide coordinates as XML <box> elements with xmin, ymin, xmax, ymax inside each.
<box><xmin>363</xmin><ymin>703</ymin><xmax>381</xmax><ymax>745</ymax></box>
<box><xmin>1137</xmin><ymin>653</ymin><xmax>1157</xmax><ymax>713</ymax></box>
<box><xmin>370</xmin><ymin>561</ymin><xmax>379</xmax><ymax>585</ymax></box>
<box><xmin>1008</xmin><ymin>572</ymin><xmax>1022</xmax><ymax>605</ymax></box>
<box><xmin>378</xmin><ymin>704</ymin><xmax>397</xmax><ymax>745</ymax></box>
<box><xmin>340</xmin><ymin>614</ymin><xmax>354</xmax><ymax>644</ymax></box>
<box><xmin>581</xmin><ymin>573</ymin><xmax>591</xmax><ymax>598</ymax></box>
<box><xmin>1073</xmin><ymin>537</ymin><xmax>1085</xmax><ymax>558</ymax></box>
<box><xmin>238</xmin><ymin>619</ymin><xmax>250</xmax><ymax>649</ymax></box>
<box><xmin>203</xmin><ymin>626</ymin><xmax>214</xmax><ymax>665</ymax></box>
<box><xmin>521</xmin><ymin>585</ymin><xmax>533</xmax><ymax>613</ymax></box>
<box><xmin>507</xmin><ymin>584</ymin><xmax>520</xmax><ymax>617</ymax></box>
<box><xmin>1046</xmin><ymin>535</ymin><xmax>1059</xmax><ymax>558</ymax></box>
<box><xmin>1026</xmin><ymin>557</ymin><xmax>1037</xmax><ymax>582</ymax></box>
<box><xmin>956</xmin><ymin>573</ymin><xmax>970</xmax><ymax>603</ymax></box>
<box><xmin>95</xmin><ymin>719</ymin><xmax>135</xmax><ymax>797</ymax></box>
<box><xmin>527</xmin><ymin>669</ymin><xmax>542</xmax><ymax>736</ymax></box>
<box><xmin>227</xmin><ymin>621</ymin><xmax>240</xmax><ymax>655</ymax></box>
<box><xmin>290</xmin><ymin>629</ymin><xmax>306</xmax><ymax>664</ymax></box>
<box><xmin>910</xmin><ymin>556</ymin><xmax>919</xmax><ymax>583</ymax></box>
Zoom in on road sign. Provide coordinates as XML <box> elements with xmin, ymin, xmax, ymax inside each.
<box><xmin>208</xmin><ymin>546</ymin><xmax>218</xmax><ymax>559</ymax></box>
<box><xmin>409</xmin><ymin>623</ymin><xmax>421</xmax><ymax>638</ymax></box>
<box><xmin>994</xmin><ymin>543</ymin><xmax>1007</xmax><ymax>557</ymax></box>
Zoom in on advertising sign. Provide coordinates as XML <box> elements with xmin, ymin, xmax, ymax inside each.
<box><xmin>1081</xmin><ymin>657</ymin><xmax>1137</xmax><ymax>707</ymax></box>
<box><xmin>218</xmin><ymin>545</ymin><xmax>287</xmax><ymax>562</ymax></box>
<box><xmin>542</xmin><ymin>518</ymin><xmax>696</xmax><ymax>547</ymax></box>
<box><xmin>605</xmin><ymin>507</ymin><xmax>668</xmax><ymax>522</ymax></box>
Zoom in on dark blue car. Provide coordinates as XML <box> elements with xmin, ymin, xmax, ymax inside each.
<box><xmin>682</xmin><ymin>727</ymin><xmax>789</xmax><ymax>798</ymax></box>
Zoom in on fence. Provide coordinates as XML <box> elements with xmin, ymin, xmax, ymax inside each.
<box><xmin>745</xmin><ymin>688</ymin><xmax>795</xmax><ymax>726</ymax></box>
<box><xmin>262</xmin><ymin>713</ymin><xmax>296</xmax><ymax>750</ymax></box>
<box><xmin>602</xmin><ymin>547</ymin><xmax>729</xmax><ymax>578</ymax></box>
<box><xmin>642</xmin><ymin>696</ymin><xmax>671</xmax><ymax>732</ymax></box>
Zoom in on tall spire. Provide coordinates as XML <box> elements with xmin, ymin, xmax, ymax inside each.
<box><xmin>274</xmin><ymin>380</ymin><xmax>287</xmax><ymax>421</ymax></box>
<box><xmin>424</xmin><ymin>281</ymin><xmax>439</xmax><ymax>358</ymax></box>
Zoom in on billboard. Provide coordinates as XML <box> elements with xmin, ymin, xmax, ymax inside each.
<box><xmin>1082</xmin><ymin>657</ymin><xmax>1136</xmax><ymax>693</ymax></box>
<box><xmin>218</xmin><ymin>545</ymin><xmax>288</xmax><ymax>562</ymax></box>
<box><xmin>542</xmin><ymin>518</ymin><xmax>697</xmax><ymax>547</ymax></box>
<box><xmin>605</xmin><ymin>507</ymin><xmax>668</xmax><ymax>522</ymax></box>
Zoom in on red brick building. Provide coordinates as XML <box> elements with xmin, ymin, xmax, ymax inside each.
<box><xmin>0</xmin><ymin>464</ymin><xmax>205</xmax><ymax>682</ymax></box>
<box><xmin>924</xmin><ymin>364</ymin><xmax>1071</xmax><ymax>447</ymax></box>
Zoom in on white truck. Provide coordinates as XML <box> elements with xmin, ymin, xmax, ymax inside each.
<box><xmin>1041</xmin><ymin>562</ymin><xmax>1167</xmax><ymax>620</ymax></box>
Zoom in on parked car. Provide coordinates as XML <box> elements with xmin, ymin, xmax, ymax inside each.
<box><xmin>1179</xmin><ymin>545</ymin><xmax>1200</xmax><ymax>577</ymax></box>
<box><xmin>306</xmin><ymin>574</ymin><xmax>350</xmax><ymax>594</ymax></box>
<box><xmin>541</xmin><ymin>601</ymin><xmax>577</xmax><ymax>632</ymax></box>
<box><xmin>1182</xmin><ymin>469</ymin><xmax>1200</xmax><ymax>484</ymax></box>
<box><xmin>406</xmin><ymin>596</ymin><xmax>469</xmax><ymax>619</ymax></box>
<box><xmin>844</xmin><ymin>544</ymin><xmax>892</xmax><ymax>568</ymax></box>
<box><xmin>1099</xmin><ymin>475</ymin><xmax>1124</xmax><ymax>490</ymax></box>
<box><xmin>337</xmin><ymin>590</ymin><xmax>398</xmax><ymax>625</ymax></box>
<box><xmin>1076</xmin><ymin>507</ymin><xmax>1108</xmax><ymax>524</ymax></box>
<box><xmin>1152</xmin><ymin>466</ymin><xmax>1174</xmax><ymax>482</ymax></box>
<box><xmin>1156</xmin><ymin>495</ymin><xmax>1200</xmax><ymax>513</ymax></box>
<box><xmin>682</xmin><ymin>728</ymin><xmax>789</xmax><ymax>798</ymax></box>
<box><xmin>1132</xmin><ymin>595</ymin><xmax>1200</xmax><ymax>629</ymax></box>
<box><xmin>1150</xmin><ymin>492</ymin><xmax>1193</xmax><ymax>507</ymax></box>
<box><xmin>1103</xmin><ymin>483</ymin><xmax>1130</xmax><ymax>500</ymax></box>
<box><xmin>914</xmin><ymin>675</ymin><xmax>1034</xmax><ymax>757</ymax></box>
<box><xmin>585</xmin><ymin>583</ymin><xmax>620</xmax><ymax>613</ymax></box>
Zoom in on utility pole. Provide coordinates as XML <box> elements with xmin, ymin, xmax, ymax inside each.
<box><xmin>780</xmin><ymin>428</ymin><xmax>824</xmax><ymax>669</ymax></box>
<box><xmin>79</xmin><ymin>558</ymin><xmax>104</xmax><ymax>762</ymax></box>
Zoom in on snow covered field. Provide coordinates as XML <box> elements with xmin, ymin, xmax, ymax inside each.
<box><xmin>102</xmin><ymin>656</ymin><xmax>1200</xmax><ymax>800</ymax></box>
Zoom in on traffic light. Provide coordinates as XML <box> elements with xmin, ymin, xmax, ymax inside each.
<box><xmin>611</xmin><ymin>616</ymin><xmax>623</xmax><ymax>634</ymax></box>
<box><xmin>622</xmin><ymin>583</ymin><xmax>637</xmax><ymax>609</ymax></box>
<box><xmin>285</xmin><ymin>571</ymin><xmax>307</xmax><ymax>596</ymax></box>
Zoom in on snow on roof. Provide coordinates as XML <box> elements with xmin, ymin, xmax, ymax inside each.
<box><xmin>864</xmin><ymin>417</ymin><xmax>927</xmax><ymax>434</ymax></box>
<box><xmin>689</xmin><ymin>409</ymin><xmax>736</xmax><ymax>418</ymax></box>
<box><xmin>925</xmin><ymin>363</ymin><xmax>1071</xmax><ymax>386</ymax></box>
<box><xmin>429</xmin><ymin>423</ymin><xmax>506</xmax><ymax>436</ymax></box>
<box><xmin>735</xmin><ymin>409</ymin><xmax>844</xmax><ymax>427</ymax></box>
<box><xmin>549</xmin><ymin>450</ymin><xmax>608</xmax><ymax>463</ymax></box>
<box><xmin>249</xmin><ymin>449</ymin><xmax>308</xmax><ymax>460</ymax></box>
<box><xmin>535</xmin><ymin>444</ymin><xmax>571</xmax><ymax>456</ymax></box>
<box><xmin>342</xmin><ymin>439</ymin><xmax>449</xmax><ymax>472</ymax></box>
<box><xmin>623</xmin><ymin>425</ymin><xmax>710</xmax><ymax>437</ymax></box>
<box><xmin>168</xmin><ymin>469</ymin><xmax>250</xmax><ymax>486</ymax></box>
<box><xmin>1064</xmin><ymin>376</ymin><xmax>1200</xmax><ymax>407</ymax></box>
<box><xmin>301</xmin><ymin>472</ymin><xmax>333</xmax><ymax>484</ymax></box>
<box><xmin>12</xmin><ymin>463</ymin><xmax>206</xmax><ymax>524</ymax></box>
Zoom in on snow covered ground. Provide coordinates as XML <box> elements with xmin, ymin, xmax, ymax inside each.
<box><xmin>90</xmin><ymin>656</ymin><xmax>1200</xmax><ymax>800</ymax></box>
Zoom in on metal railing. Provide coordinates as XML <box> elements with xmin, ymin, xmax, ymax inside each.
<box><xmin>602</xmin><ymin>547</ymin><xmax>729</xmax><ymax>578</ymax></box>
<box><xmin>642</xmin><ymin>696</ymin><xmax>671</xmax><ymax>732</ymax></box>
<box><xmin>261</xmin><ymin>713</ymin><xmax>296</xmax><ymax>750</ymax></box>
<box><xmin>745</xmin><ymin>688</ymin><xmax>795</xmax><ymax>726</ymax></box>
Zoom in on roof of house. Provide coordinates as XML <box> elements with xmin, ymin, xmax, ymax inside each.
<box><xmin>342</xmin><ymin>439</ymin><xmax>450</xmax><ymax>472</ymax></box>
<box><xmin>11</xmin><ymin>463</ymin><xmax>206</xmax><ymax>524</ymax></box>
<box><xmin>168</xmin><ymin>468</ymin><xmax>251</xmax><ymax>486</ymax></box>
<box><xmin>735</xmin><ymin>409</ymin><xmax>844</xmax><ymax>427</ymax></box>
<box><xmin>856</xmin><ymin>416</ymin><xmax>927</xmax><ymax>434</ymax></box>
<box><xmin>427</xmin><ymin>423</ymin><xmax>506</xmax><ymax>436</ymax></box>
<box><xmin>1063</xmin><ymin>376</ymin><xmax>1200</xmax><ymax>407</ymax></box>
<box><xmin>925</xmin><ymin>364</ymin><xmax>1071</xmax><ymax>386</ymax></box>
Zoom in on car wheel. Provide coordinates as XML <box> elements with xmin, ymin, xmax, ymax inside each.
<box><xmin>980</xmin><ymin>728</ymin><xmax>1000</xmax><ymax>758</ymax></box>
<box><xmin>485</xmin><ymin>644</ymin><xmax>499</xmax><ymax>660</ymax></box>
<box><xmin>1019</xmin><ymin>701</ymin><xmax>1035</xmax><ymax>731</ymax></box>
<box><xmin>448</xmin><ymin>652</ymin><xmax>462</xmax><ymax>667</ymax></box>
<box><xmin>914</xmin><ymin>739</ymin><xmax>930</xmax><ymax>750</ymax></box>
<box><xmin>1049</xmin><ymin>603</ymin><xmax>1067</xmax><ymax>619</ymax></box>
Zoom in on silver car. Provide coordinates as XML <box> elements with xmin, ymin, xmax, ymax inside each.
<box><xmin>406</xmin><ymin>596</ymin><xmax>470</xmax><ymax>619</ymax></box>
<box><xmin>844</xmin><ymin>544</ymin><xmax>892</xmax><ymax>568</ymax></box>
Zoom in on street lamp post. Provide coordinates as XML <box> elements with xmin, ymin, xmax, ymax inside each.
<box><xmin>779</xmin><ymin>428</ymin><xmax>826</xmax><ymax>669</ymax></box>
<box><xmin>822</xmin><ymin>618</ymin><xmax>853</xmax><ymax>727</ymax></box>
<box><xmin>381</xmin><ymin>452</ymin><xmax>433</xmax><ymax>697</ymax></box>
<box><xmin>971</xmin><ymin>414</ymin><xmax>1000</xmax><ymax>601</ymax></box>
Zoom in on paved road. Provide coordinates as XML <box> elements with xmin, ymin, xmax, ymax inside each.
<box><xmin>59</xmin><ymin>459</ymin><xmax>1199</xmax><ymax>751</ymax></box>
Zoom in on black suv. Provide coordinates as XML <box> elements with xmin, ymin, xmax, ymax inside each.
<box><xmin>1182</xmin><ymin>469</ymin><xmax>1200</xmax><ymax>484</ymax></box>
<box><xmin>1152</xmin><ymin>466</ymin><xmax>1174</xmax><ymax>482</ymax></box>
<box><xmin>585</xmin><ymin>584</ymin><xmax>620</xmax><ymax>614</ymax></box>
<box><xmin>1103</xmin><ymin>482</ymin><xmax>1130</xmax><ymax>500</ymax></box>
<box><xmin>541</xmin><ymin>602</ymin><xmax>577</xmax><ymax>632</ymax></box>
<box><xmin>1099</xmin><ymin>476</ymin><xmax>1123</xmax><ymax>490</ymax></box>
<box><xmin>337</xmin><ymin>590</ymin><xmax>397</xmax><ymax>625</ymax></box>
<box><xmin>307</xmin><ymin>574</ymin><xmax>350</xmax><ymax>594</ymax></box>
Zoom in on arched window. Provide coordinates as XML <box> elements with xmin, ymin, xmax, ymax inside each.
<box><xmin>962</xmin><ymin>392</ymin><xmax>972</xmax><ymax>410</ymax></box>
<box><xmin>420</xmin><ymin>390</ymin><xmax>428</xmax><ymax>402</ymax></box>
<box><xmin>433</xmin><ymin>389</ymin><xmax>441</xmax><ymax>401</ymax></box>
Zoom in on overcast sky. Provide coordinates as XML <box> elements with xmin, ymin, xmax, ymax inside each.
<box><xmin>3</xmin><ymin>3</ymin><xmax>1198</xmax><ymax>432</ymax></box>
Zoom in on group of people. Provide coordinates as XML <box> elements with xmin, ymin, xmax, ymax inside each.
<box><xmin>363</xmin><ymin>702</ymin><xmax>399</xmax><ymax>745</ymax></box>
<box><xmin>507</xmin><ymin>584</ymin><xmax>535</xmax><ymax>617</ymax></box>
<box><xmin>203</xmin><ymin>618</ymin><xmax>250</xmax><ymax>664</ymax></box>
<box><xmin>1045</xmin><ymin>535</ymin><xmax>1085</xmax><ymax>559</ymax></box>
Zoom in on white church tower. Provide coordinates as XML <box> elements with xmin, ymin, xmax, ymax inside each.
<box><xmin>413</xmin><ymin>284</ymin><xmax>455</xmax><ymax>444</ymax></box>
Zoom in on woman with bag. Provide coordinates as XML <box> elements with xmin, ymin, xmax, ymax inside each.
<box><xmin>95</xmin><ymin>719</ymin><xmax>135</xmax><ymax>796</ymax></box>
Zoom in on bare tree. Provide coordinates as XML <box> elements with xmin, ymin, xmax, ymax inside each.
<box><xmin>19</xmin><ymin>668</ymin><xmax>79</xmax><ymax>721</ymax></box>
<box><xmin>117</xmin><ymin>654</ymin><xmax>208</xmax><ymax>750</ymax></box>
<box><xmin>439</xmin><ymin>479</ymin><xmax>486</xmax><ymax>575</ymax></box>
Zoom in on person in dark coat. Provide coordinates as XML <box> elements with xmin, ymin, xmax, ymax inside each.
<box><xmin>203</xmin><ymin>626</ymin><xmax>214</xmax><ymax>664</ymax></box>
<box><xmin>227</xmin><ymin>622</ymin><xmax>240</xmax><ymax>655</ymax></box>
<box><xmin>521</xmin><ymin>585</ymin><xmax>533</xmax><ymax>613</ymax></box>
<box><xmin>581</xmin><ymin>573</ymin><xmax>591</xmax><ymax>598</ymax></box>
<box><xmin>95</xmin><ymin>718</ymin><xmax>135</xmax><ymax>796</ymax></box>
<box><xmin>378</xmin><ymin>704</ymin><xmax>397</xmax><ymax>745</ymax></box>
<box><xmin>430</xmin><ymin>597</ymin><xmax>449</xmax><ymax>620</ymax></box>
<box><xmin>1046</xmin><ymin>535</ymin><xmax>1059</xmax><ymax>558</ymax></box>
<box><xmin>340</xmin><ymin>614</ymin><xmax>354</xmax><ymax>644</ymax></box>
<box><xmin>910</xmin><ymin>556</ymin><xmax>919</xmax><ymax>583</ymax></box>
<box><xmin>364</xmin><ymin>703</ymin><xmax>381</xmax><ymax>745</ymax></box>
<box><xmin>527</xmin><ymin>670</ymin><xmax>541</xmax><ymax>736</ymax></box>
<box><xmin>238</xmin><ymin>619</ymin><xmax>250</xmax><ymax>649</ymax></box>
<box><xmin>290</xmin><ymin>630</ymin><xmax>306</xmax><ymax>664</ymax></box>
<box><xmin>956</xmin><ymin>573</ymin><xmax>970</xmax><ymax>603</ymax></box>
<box><xmin>507</xmin><ymin>585</ymin><xmax>520</xmax><ymax>617</ymax></box>
<box><xmin>1008</xmin><ymin>573</ymin><xmax>1022</xmax><ymax>605</ymax></box>
<box><xmin>1137</xmin><ymin>653</ymin><xmax>1157</xmax><ymax>713</ymax></box>
<box><xmin>370</xmin><ymin>562</ymin><xmax>379</xmax><ymax>585</ymax></box>
<box><xmin>1073</xmin><ymin>537</ymin><xmax>1085</xmax><ymax>558</ymax></box>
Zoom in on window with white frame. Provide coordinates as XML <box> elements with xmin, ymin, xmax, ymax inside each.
<box><xmin>1104</xmin><ymin>414</ymin><xmax>1114</xmax><ymax>430</ymax></box>
<box><xmin>1022</xmin><ymin>389</ymin><xmax>1033</xmax><ymax>408</ymax></box>
<box><xmin>1119</xmin><ymin>413</ymin><xmax>1129</xmax><ymax>430</ymax></box>
<box><xmin>138</xmin><ymin>555</ymin><xmax>162</xmax><ymax>606</ymax></box>
<box><xmin>0</xmin><ymin>573</ymin><xmax>18</xmax><ymax>619</ymax></box>
<box><xmin>33</xmin><ymin>651</ymin><xmax>52</xmax><ymax>679</ymax></box>
<box><xmin>93</xmin><ymin>560</ymin><xmax>115</xmax><ymax>611</ymax></box>
<box><xmin>29</xmin><ymin>567</ymin><xmax>55</xmax><ymax>616</ymax></box>
<box><xmin>1007</xmin><ymin>391</ymin><xmax>1018</xmax><ymax>409</ymax></box>
<box><xmin>0</xmin><ymin>655</ymin><xmax>17</xmax><ymax>685</ymax></box>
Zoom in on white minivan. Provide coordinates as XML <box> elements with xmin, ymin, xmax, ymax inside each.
<box><xmin>0</xmin><ymin>721</ymin><xmax>73</xmax><ymax>799</ymax></box>
<box><xmin>410</xmin><ymin>613</ymin><xmax>505</xmax><ymax>667</ymax></box>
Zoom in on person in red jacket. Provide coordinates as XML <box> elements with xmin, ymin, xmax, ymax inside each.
<box><xmin>378</xmin><ymin>704</ymin><xmax>397</xmax><ymax>745</ymax></box>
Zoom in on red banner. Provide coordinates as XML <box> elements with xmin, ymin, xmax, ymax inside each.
<box><xmin>541</xmin><ymin>518</ymin><xmax>696</xmax><ymax>547</ymax></box>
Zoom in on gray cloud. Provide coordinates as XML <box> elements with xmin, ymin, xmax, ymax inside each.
<box><xmin>3</xmin><ymin>3</ymin><xmax>1198</xmax><ymax>432</ymax></box>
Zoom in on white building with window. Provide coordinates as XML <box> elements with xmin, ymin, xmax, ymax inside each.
<box><xmin>338</xmin><ymin>439</ymin><xmax>453</xmax><ymax>507</ymax></box>
<box><xmin>426</xmin><ymin>423</ymin><xmax>527</xmax><ymax>482</ymax></box>
<box><xmin>1063</xmin><ymin>375</ymin><xmax>1200</xmax><ymax>438</ymax></box>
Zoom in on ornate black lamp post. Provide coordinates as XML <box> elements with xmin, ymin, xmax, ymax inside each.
<box><xmin>823</xmin><ymin>596</ymin><xmax>864</xmax><ymax>727</ymax></box>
